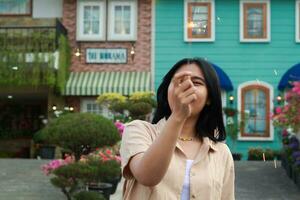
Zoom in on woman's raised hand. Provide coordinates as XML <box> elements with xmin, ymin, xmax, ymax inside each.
<box><xmin>171</xmin><ymin>71</ymin><xmax>197</xmax><ymax>121</ymax></box>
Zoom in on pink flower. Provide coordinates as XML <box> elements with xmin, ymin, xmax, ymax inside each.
<box><xmin>275</xmin><ymin>107</ymin><xmax>282</xmax><ymax>114</ymax></box>
<box><xmin>41</xmin><ymin>159</ymin><xmax>68</xmax><ymax>175</ymax></box>
<box><xmin>114</xmin><ymin>121</ymin><xmax>125</xmax><ymax>136</ymax></box>
<box><xmin>105</xmin><ymin>149</ymin><xmax>112</xmax><ymax>155</ymax></box>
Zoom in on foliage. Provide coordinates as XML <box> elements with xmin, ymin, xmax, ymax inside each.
<box><xmin>272</xmin><ymin>81</ymin><xmax>300</xmax><ymax>132</ymax></box>
<box><xmin>248</xmin><ymin>147</ymin><xmax>278</xmax><ymax>161</ymax></box>
<box><xmin>34</xmin><ymin>113</ymin><xmax>121</xmax><ymax>161</ymax></box>
<box><xmin>0</xmin><ymin>151</ymin><xmax>16</xmax><ymax>158</ymax></box>
<box><xmin>223</xmin><ymin>107</ymin><xmax>238</xmax><ymax>117</ymax></box>
<box><xmin>56</xmin><ymin>35</ymin><xmax>71</xmax><ymax>93</ymax></box>
<box><xmin>97</xmin><ymin>93</ymin><xmax>126</xmax><ymax>106</ymax></box>
<box><xmin>0</xmin><ymin>31</ymin><xmax>70</xmax><ymax>93</ymax></box>
<box><xmin>73</xmin><ymin>191</ymin><xmax>105</xmax><ymax>200</ymax></box>
<box><xmin>128</xmin><ymin>102</ymin><xmax>153</xmax><ymax>120</ymax></box>
<box><xmin>129</xmin><ymin>91</ymin><xmax>157</xmax><ymax>107</ymax></box>
<box><xmin>97</xmin><ymin>91</ymin><xmax>156</xmax><ymax>122</ymax></box>
<box><xmin>42</xmin><ymin>148</ymin><xmax>121</xmax><ymax>200</ymax></box>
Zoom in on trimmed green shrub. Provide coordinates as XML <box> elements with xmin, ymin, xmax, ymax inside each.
<box><xmin>34</xmin><ymin>113</ymin><xmax>120</xmax><ymax>161</ymax></box>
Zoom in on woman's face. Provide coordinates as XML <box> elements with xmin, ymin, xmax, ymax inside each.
<box><xmin>167</xmin><ymin>63</ymin><xmax>209</xmax><ymax>117</ymax></box>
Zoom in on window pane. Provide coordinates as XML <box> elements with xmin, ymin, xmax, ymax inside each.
<box><xmin>83</xmin><ymin>21</ymin><xmax>91</xmax><ymax>34</ymax></box>
<box><xmin>0</xmin><ymin>0</ymin><xmax>31</xmax><ymax>15</ymax></box>
<box><xmin>92</xmin><ymin>21</ymin><xmax>99</xmax><ymax>34</ymax></box>
<box><xmin>114</xmin><ymin>5</ymin><xmax>131</xmax><ymax>35</ymax></box>
<box><xmin>115</xmin><ymin>20</ymin><xmax>122</xmax><ymax>34</ymax></box>
<box><xmin>84</xmin><ymin>6</ymin><xmax>91</xmax><ymax>20</ymax></box>
<box><xmin>190</xmin><ymin>5</ymin><xmax>209</xmax><ymax>37</ymax></box>
<box><xmin>87</xmin><ymin>104</ymin><xmax>92</xmax><ymax>111</ymax></box>
<box><xmin>83</xmin><ymin>5</ymin><xmax>100</xmax><ymax>35</ymax></box>
<box><xmin>123</xmin><ymin>6</ymin><xmax>131</xmax><ymax>19</ymax></box>
<box><xmin>243</xmin><ymin>88</ymin><xmax>267</xmax><ymax>135</ymax></box>
<box><xmin>92</xmin><ymin>6</ymin><xmax>99</xmax><ymax>20</ymax></box>
<box><xmin>115</xmin><ymin>6</ymin><xmax>122</xmax><ymax>21</ymax></box>
<box><xmin>247</xmin><ymin>7</ymin><xmax>264</xmax><ymax>37</ymax></box>
<box><xmin>124</xmin><ymin>21</ymin><xmax>130</xmax><ymax>34</ymax></box>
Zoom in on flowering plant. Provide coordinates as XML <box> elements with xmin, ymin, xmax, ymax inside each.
<box><xmin>114</xmin><ymin>121</ymin><xmax>125</xmax><ymax>137</ymax></box>
<box><xmin>41</xmin><ymin>159</ymin><xmax>68</xmax><ymax>175</ymax></box>
<box><xmin>89</xmin><ymin>148</ymin><xmax>121</xmax><ymax>164</ymax></box>
<box><xmin>41</xmin><ymin>148</ymin><xmax>121</xmax><ymax>200</ymax></box>
<box><xmin>272</xmin><ymin>81</ymin><xmax>300</xmax><ymax>132</ymax></box>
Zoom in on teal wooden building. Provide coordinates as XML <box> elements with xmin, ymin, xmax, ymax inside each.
<box><xmin>153</xmin><ymin>0</ymin><xmax>300</xmax><ymax>159</ymax></box>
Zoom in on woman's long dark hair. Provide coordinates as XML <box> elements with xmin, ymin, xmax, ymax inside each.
<box><xmin>152</xmin><ymin>58</ymin><xmax>226</xmax><ymax>142</ymax></box>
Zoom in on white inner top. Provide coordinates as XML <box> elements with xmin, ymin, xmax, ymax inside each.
<box><xmin>181</xmin><ymin>159</ymin><xmax>194</xmax><ymax>200</ymax></box>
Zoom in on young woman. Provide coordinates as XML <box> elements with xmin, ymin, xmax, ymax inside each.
<box><xmin>120</xmin><ymin>58</ymin><xmax>235</xmax><ymax>200</ymax></box>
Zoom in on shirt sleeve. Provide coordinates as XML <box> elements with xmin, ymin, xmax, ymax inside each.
<box><xmin>221</xmin><ymin>146</ymin><xmax>235</xmax><ymax>200</ymax></box>
<box><xmin>120</xmin><ymin>120</ymin><xmax>153</xmax><ymax>180</ymax></box>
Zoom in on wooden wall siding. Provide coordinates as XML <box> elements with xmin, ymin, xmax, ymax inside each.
<box><xmin>155</xmin><ymin>0</ymin><xmax>300</xmax><ymax>157</ymax></box>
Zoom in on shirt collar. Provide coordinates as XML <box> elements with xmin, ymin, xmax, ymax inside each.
<box><xmin>203</xmin><ymin>137</ymin><xmax>218</xmax><ymax>152</ymax></box>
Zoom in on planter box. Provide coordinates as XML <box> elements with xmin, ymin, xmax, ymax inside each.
<box><xmin>38</xmin><ymin>145</ymin><xmax>56</xmax><ymax>159</ymax></box>
<box><xmin>297</xmin><ymin>172</ymin><xmax>300</xmax><ymax>190</ymax></box>
<box><xmin>232</xmin><ymin>153</ymin><xmax>242</xmax><ymax>161</ymax></box>
<box><xmin>88</xmin><ymin>182</ymin><xmax>113</xmax><ymax>200</ymax></box>
<box><xmin>286</xmin><ymin>163</ymin><xmax>293</xmax><ymax>179</ymax></box>
<box><xmin>281</xmin><ymin>153</ymin><xmax>287</xmax><ymax>170</ymax></box>
<box><xmin>105</xmin><ymin>176</ymin><xmax>121</xmax><ymax>194</ymax></box>
<box><xmin>292</xmin><ymin>165</ymin><xmax>298</xmax><ymax>184</ymax></box>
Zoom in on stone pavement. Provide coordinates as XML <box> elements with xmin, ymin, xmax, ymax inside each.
<box><xmin>0</xmin><ymin>159</ymin><xmax>299</xmax><ymax>200</ymax></box>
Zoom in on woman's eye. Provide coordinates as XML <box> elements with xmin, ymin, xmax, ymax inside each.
<box><xmin>193</xmin><ymin>82</ymin><xmax>202</xmax><ymax>86</ymax></box>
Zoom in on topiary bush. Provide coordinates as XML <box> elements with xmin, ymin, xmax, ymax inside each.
<box><xmin>38</xmin><ymin>113</ymin><xmax>121</xmax><ymax>200</ymax></box>
<box><xmin>35</xmin><ymin>113</ymin><xmax>120</xmax><ymax>161</ymax></box>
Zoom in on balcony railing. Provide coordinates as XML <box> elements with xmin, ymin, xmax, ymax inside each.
<box><xmin>0</xmin><ymin>19</ymin><xmax>67</xmax><ymax>52</ymax></box>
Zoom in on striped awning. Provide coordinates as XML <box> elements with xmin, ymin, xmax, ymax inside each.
<box><xmin>64</xmin><ymin>71</ymin><xmax>152</xmax><ymax>96</ymax></box>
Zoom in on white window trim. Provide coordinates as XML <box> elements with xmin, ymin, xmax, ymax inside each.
<box><xmin>221</xmin><ymin>90</ymin><xmax>227</xmax><ymax>125</ymax></box>
<box><xmin>221</xmin><ymin>91</ymin><xmax>227</xmax><ymax>108</ymax></box>
<box><xmin>296</xmin><ymin>0</ymin><xmax>300</xmax><ymax>43</ymax></box>
<box><xmin>76</xmin><ymin>0</ymin><xmax>106</xmax><ymax>41</ymax></box>
<box><xmin>80</xmin><ymin>98</ymin><xmax>100</xmax><ymax>113</ymax></box>
<box><xmin>239</xmin><ymin>0</ymin><xmax>271</xmax><ymax>43</ymax></box>
<box><xmin>184</xmin><ymin>0</ymin><xmax>215</xmax><ymax>42</ymax></box>
<box><xmin>107</xmin><ymin>0</ymin><xmax>137</xmax><ymax>41</ymax></box>
<box><xmin>237</xmin><ymin>81</ymin><xmax>274</xmax><ymax>141</ymax></box>
<box><xmin>80</xmin><ymin>98</ymin><xmax>113</xmax><ymax>119</ymax></box>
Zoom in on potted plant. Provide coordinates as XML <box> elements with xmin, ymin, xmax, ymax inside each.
<box><xmin>248</xmin><ymin>147</ymin><xmax>264</xmax><ymax>160</ymax></box>
<box><xmin>38</xmin><ymin>113</ymin><xmax>121</xmax><ymax>199</ymax></box>
<box><xmin>87</xmin><ymin>148</ymin><xmax>122</xmax><ymax>194</ymax></box>
<box><xmin>223</xmin><ymin>107</ymin><xmax>238</xmax><ymax>117</ymax></box>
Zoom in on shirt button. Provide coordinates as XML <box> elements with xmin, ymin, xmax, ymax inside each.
<box><xmin>192</xmin><ymin>194</ymin><xmax>196</xmax><ymax>198</ymax></box>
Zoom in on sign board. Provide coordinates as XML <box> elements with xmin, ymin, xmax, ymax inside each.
<box><xmin>86</xmin><ymin>48</ymin><xmax>127</xmax><ymax>64</ymax></box>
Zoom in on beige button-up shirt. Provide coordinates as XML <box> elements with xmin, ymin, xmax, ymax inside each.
<box><xmin>120</xmin><ymin>118</ymin><xmax>235</xmax><ymax>200</ymax></box>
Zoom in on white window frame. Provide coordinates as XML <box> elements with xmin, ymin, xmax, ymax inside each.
<box><xmin>80</xmin><ymin>98</ymin><xmax>113</xmax><ymax>119</ymax></box>
<box><xmin>237</xmin><ymin>81</ymin><xmax>274</xmax><ymax>141</ymax></box>
<box><xmin>221</xmin><ymin>91</ymin><xmax>227</xmax><ymax>125</ymax></box>
<box><xmin>296</xmin><ymin>0</ymin><xmax>300</xmax><ymax>43</ymax></box>
<box><xmin>107</xmin><ymin>0</ymin><xmax>137</xmax><ymax>41</ymax></box>
<box><xmin>76</xmin><ymin>0</ymin><xmax>106</xmax><ymax>41</ymax></box>
<box><xmin>240</xmin><ymin>0</ymin><xmax>271</xmax><ymax>43</ymax></box>
<box><xmin>184</xmin><ymin>0</ymin><xmax>215</xmax><ymax>42</ymax></box>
